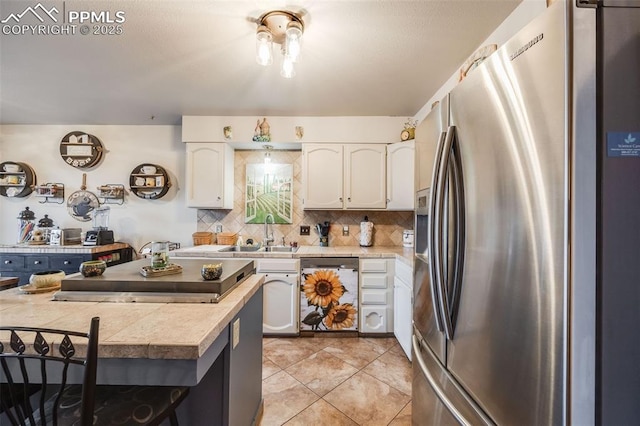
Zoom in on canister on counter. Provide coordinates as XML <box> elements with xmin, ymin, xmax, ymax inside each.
<box><xmin>359</xmin><ymin>216</ymin><xmax>373</xmax><ymax>247</ymax></box>
<box><xmin>151</xmin><ymin>241</ymin><xmax>169</xmax><ymax>268</ymax></box>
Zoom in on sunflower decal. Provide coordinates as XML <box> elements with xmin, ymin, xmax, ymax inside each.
<box><xmin>325</xmin><ymin>304</ymin><xmax>357</xmax><ymax>330</ymax></box>
<box><xmin>303</xmin><ymin>269</ymin><xmax>344</xmax><ymax>307</ymax></box>
<box><xmin>300</xmin><ymin>269</ymin><xmax>358</xmax><ymax>331</ymax></box>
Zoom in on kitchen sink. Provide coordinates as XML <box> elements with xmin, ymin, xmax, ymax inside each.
<box><xmin>218</xmin><ymin>245</ymin><xmax>262</xmax><ymax>252</ymax></box>
<box><xmin>263</xmin><ymin>246</ymin><xmax>298</xmax><ymax>253</ymax></box>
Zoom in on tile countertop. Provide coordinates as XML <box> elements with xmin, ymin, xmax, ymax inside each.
<box><xmin>172</xmin><ymin>245</ymin><xmax>415</xmax><ymax>266</ymax></box>
<box><xmin>0</xmin><ymin>242</ymin><xmax>130</xmax><ymax>254</ymax></box>
<box><xmin>0</xmin><ymin>273</ymin><xmax>264</xmax><ymax>360</ymax></box>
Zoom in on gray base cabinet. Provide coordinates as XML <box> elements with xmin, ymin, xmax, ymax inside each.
<box><xmin>0</xmin><ymin>247</ymin><xmax>133</xmax><ymax>284</ymax></box>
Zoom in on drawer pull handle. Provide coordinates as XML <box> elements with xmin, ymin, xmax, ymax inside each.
<box><xmin>34</xmin><ymin>260</ymin><xmax>41</xmax><ymax>265</ymax></box>
<box><xmin>4</xmin><ymin>260</ymin><xmax>11</xmax><ymax>265</ymax></box>
<box><xmin>64</xmin><ymin>260</ymin><xmax>71</xmax><ymax>265</ymax></box>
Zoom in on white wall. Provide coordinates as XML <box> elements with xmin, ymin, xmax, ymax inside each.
<box><xmin>413</xmin><ymin>0</ymin><xmax>548</xmax><ymax>123</ymax></box>
<box><xmin>182</xmin><ymin>116</ymin><xmax>406</xmax><ymax>145</ymax></box>
<box><xmin>0</xmin><ymin>125</ymin><xmax>196</xmax><ymax>251</ymax></box>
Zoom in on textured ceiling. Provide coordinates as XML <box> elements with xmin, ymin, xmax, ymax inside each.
<box><xmin>0</xmin><ymin>0</ymin><xmax>523</xmax><ymax>125</ymax></box>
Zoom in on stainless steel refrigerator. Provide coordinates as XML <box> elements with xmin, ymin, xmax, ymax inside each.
<box><xmin>412</xmin><ymin>1</ymin><xmax>640</xmax><ymax>425</ymax></box>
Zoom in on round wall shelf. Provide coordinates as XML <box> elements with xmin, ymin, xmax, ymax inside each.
<box><xmin>0</xmin><ymin>161</ymin><xmax>36</xmax><ymax>198</ymax></box>
<box><xmin>59</xmin><ymin>131</ymin><xmax>104</xmax><ymax>169</ymax></box>
<box><xmin>129</xmin><ymin>163</ymin><xmax>171</xmax><ymax>199</ymax></box>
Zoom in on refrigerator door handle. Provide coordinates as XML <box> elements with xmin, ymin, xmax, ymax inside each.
<box><xmin>435</xmin><ymin>125</ymin><xmax>456</xmax><ymax>339</ymax></box>
<box><xmin>427</xmin><ymin>130</ymin><xmax>448</xmax><ymax>332</ymax></box>
<box><xmin>447</xmin><ymin>136</ymin><xmax>466</xmax><ymax>335</ymax></box>
<box><xmin>412</xmin><ymin>334</ymin><xmax>473</xmax><ymax>426</ymax></box>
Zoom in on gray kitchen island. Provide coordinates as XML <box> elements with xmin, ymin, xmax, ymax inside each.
<box><xmin>0</xmin><ymin>260</ymin><xmax>264</xmax><ymax>426</ymax></box>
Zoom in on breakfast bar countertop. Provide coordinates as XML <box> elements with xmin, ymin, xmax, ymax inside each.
<box><xmin>0</xmin><ymin>273</ymin><xmax>264</xmax><ymax>360</ymax></box>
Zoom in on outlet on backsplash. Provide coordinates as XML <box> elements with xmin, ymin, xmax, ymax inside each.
<box><xmin>342</xmin><ymin>226</ymin><xmax>349</xmax><ymax>236</ymax></box>
<box><xmin>215</xmin><ymin>225</ymin><xmax>222</xmax><ymax>233</ymax></box>
<box><xmin>300</xmin><ymin>225</ymin><xmax>310</xmax><ymax>236</ymax></box>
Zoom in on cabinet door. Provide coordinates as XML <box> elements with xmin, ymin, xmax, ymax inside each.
<box><xmin>185</xmin><ymin>143</ymin><xmax>234</xmax><ymax>208</ymax></box>
<box><xmin>302</xmin><ymin>144</ymin><xmax>343</xmax><ymax>209</ymax></box>
<box><xmin>360</xmin><ymin>306</ymin><xmax>389</xmax><ymax>333</ymax></box>
<box><xmin>344</xmin><ymin>144</ymin><xmax>386</xmax><ymax>209</ymax></box>
<box><xmin>394</xmin><ymin>277</ymin><xmax>413</xmax><ymax>360</ymax></box>
<box><xmin>263</xmin><ymin>273</ymin><xmax>299</xmax><ymax>335</ymax></box>
<box><xmin>387</xmin><ymin>140</ymin><xmax>415</xmax><ymax>210</ymax></box>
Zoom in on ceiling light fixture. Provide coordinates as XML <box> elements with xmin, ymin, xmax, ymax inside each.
<box><xmin>263</xmin><ymin>145</ymin><xmax>273</xmax><ymax>164</ymax></box>
<box><xmin>255</xmin><ymin>10</ymin><xmax>304</xmax><ymax>78</ymax></box>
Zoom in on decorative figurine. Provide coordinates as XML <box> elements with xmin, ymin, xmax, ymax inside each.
<box><xmin>223</xmin><ymin>126</ymin><xmax>232</xmax><ymax>140</ymax></box>
<box><xmin>252</xmin><ymin>118</ymin><xmax>271</xmax><ymax>142</ymax></box>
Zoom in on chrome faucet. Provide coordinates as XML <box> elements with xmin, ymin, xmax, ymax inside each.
<box><xmin>264</xmin><ymin>214</ymin><xmax>275</xmax><ymax>246</ymax></box>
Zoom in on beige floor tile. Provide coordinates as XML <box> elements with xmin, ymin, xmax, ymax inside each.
<box><xmin>389</xmin><ymin>401</ymin><xmax>412</xmax><ymax>425</ymax></box>
<box><xmin>262</xmin><ymin>370</ymin><xmax>319</xmax><ymax>425</ymax></box>
<box><xmin>286</xmin><ymin>350</ymin><xmax>359</xmax><ymax>396</ymax></box>
<box><xmin>362</xmin><ymin>350</ymin><xmax>412</xmax><ymax>396</ymax></box>
<box><xmin>323</xmin><ymin>371</ymin><xmax>411</xmax><ymax>426</ymax></box>
<box><xmin>322</xmin><ymin>338</ymin><xmax>388</xmax><ymax>369</ymax></box>
<box><xmin>363</xmin><ymin>336</ymin><xmax>399</xmax><ymax>352</ymax></box>
<box><xmin>263</xmin><ymin>357</ymin><xmax>282</xmax><ymax>380</ymax></box>
<box><xmin>284</xmin><ymin>399</ymin><xmax>358</xmax><ymax>426</ymax></box>
<box><xmin>263</xmin><ymin>338</ymin><xmax>320</xmax><ymax>369</ymax></box>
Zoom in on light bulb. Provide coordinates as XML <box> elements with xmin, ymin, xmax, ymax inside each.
<box><xmin>281</xmin><ymin>55</ymin><xmax>295</xmax><ymax>78</ymax></box>
<box><xmin>256</xmin><ymin>26</ymin><xmax>273</xmax><ymax>66</ymax></box>
<box><xmin>285</xmin><ymin>21</ymin><xmax>303</xmax><ymax>62</ymax></box>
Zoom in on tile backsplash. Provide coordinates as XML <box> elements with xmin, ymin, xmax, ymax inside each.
<box><xmin>197</xmin><ymin>150</ymin><xmax>413</xmax><ymax>246</ymax></box>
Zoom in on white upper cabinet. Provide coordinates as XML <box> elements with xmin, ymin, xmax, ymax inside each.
<box><xmin>303</xmin><ymin>144</ymin><xmax>386</xmax><ymax>210</ymax></box>
<box><xmin>344</xmin><ymin>144</ymin><xmax>387</xmax><ymax>209</ymax></box>
<box><xmin>386</xmin><ymin>140</ymin><xmax>415</xmax><ymax>210</ymax></box>
<box><xmin>302</xmin><ymin>144</ymin><xmax>344</xmax><ymax>209</ymax></box>
<box><xmin>185</xmin><ymin>143</ymin><xmax>234</xmax><ymax>208</ymax></box>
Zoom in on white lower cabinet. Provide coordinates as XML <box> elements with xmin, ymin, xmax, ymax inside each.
<box><xmin>393</xmin><ymin>260</ymin><xmax>413</xmax><ymax>360</ymax></box>
<box><xmin>258</xmin><ymin>259</ymin><xmax>300</xmax><ymax>335</ymax></box>
<box><xmin>359</xmin><ymin>258</ymin><xmax>394</xmax><ymax>334</ymax></box>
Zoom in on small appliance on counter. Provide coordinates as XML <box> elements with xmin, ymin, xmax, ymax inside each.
<box><xmin>83</xmin><ymin>206</ymin><xmax>114</xmax><ymax>246</ymax></box>
<box><xmin>316</xmin><ymin>221</ymin><xmax>330</xmax><ymax>247</ymax></box>
<box><xmin>50</xmin><ymin>228</ymin><xmax>82</xmax><ymax>245</ymax></box>
<box><xmin>359</xmin><ymin>216</ymin><xmax>373</xmax><ymax>247</ymax></box>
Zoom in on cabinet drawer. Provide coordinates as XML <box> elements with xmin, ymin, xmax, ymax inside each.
<box><xmin>361</xmin><ymin>273</ymin><xmax>388</xmax><ymax>289</ymax></box>
<box><xmin>361</xmin><ymin>289</ymin><xmax>388</xmax><ymax>305</ymax></box>
<box><xmin>360</xmin><ymin>259</ymin><xmax>388</xmax><ymax>273</ymax></box>
<box><xmin>24</xmin><ymin>256</ymin><xmax>50</xmax><ymax>271</ymax></box>
<box><xmin>51</xmin><ymin>256</ymin><xmax>86</xmax><ymax>273</ymax></box>
<box><xmin>0</xmin><ymin>255</ymin><xmax>25</xmax><ymax>270</ymax></box>
<box><xmin>257</xmin><ymin>259</ymin><xmax>299</xmax><ymax>273</ymax></box>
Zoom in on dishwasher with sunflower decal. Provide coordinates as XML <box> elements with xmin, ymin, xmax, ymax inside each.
<box><xmin>300</xmin><ymin>258</ymin><xmax>359</xmax><ymax>332</ymax></box>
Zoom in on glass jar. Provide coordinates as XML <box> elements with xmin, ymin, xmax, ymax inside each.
<box><xmin>151</xmin><ymin>241</ymin><xmax>169</xmax><ymax>269</ymax></box>
<box><xmin>37</xmin><ymin>214</ymin><xmax>55</xmax><ymax>244</ymax></box>
<box><xmin>17</xmin><ymin>206</ymin><xmax>35</xmax><ymax>244</ymax></box>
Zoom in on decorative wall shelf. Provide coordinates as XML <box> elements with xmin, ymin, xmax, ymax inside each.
<box><xmin>97</xmin><ymin>184</ymin><xmax>125</xmax><ymax>205</ymax></box>
<box><xmin>129</xmin><ymin>164</ymin><xmax>171</xmax><ymax>200</ymax></box>
<box><xmin>59</xmin><ymin>131</ymin><xmax>104</xmax><ymax>169</ymax></box>
<box><xmin>35</xmin><ymin>183</ymin><xmax>65</xmax><ymax>204</ymax></box>
<box><xmin>0</xmin><ymin>161</ymin><xmax>36</xmax><ymax>198</ymax></box>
